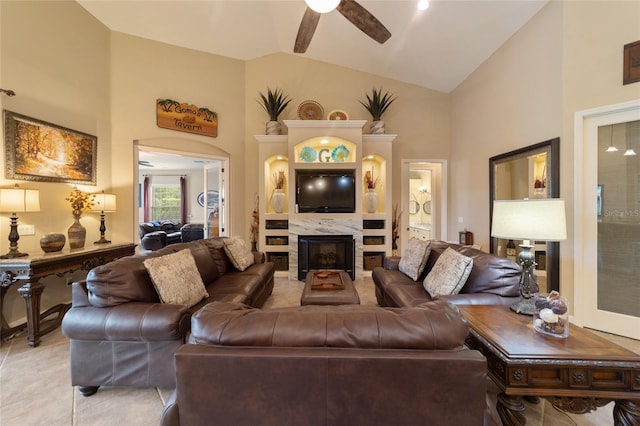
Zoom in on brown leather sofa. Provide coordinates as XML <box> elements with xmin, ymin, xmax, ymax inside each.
<box><xmin>373</xmin><ymin>240</ymin><xmax>523</xmax><ymax>307</ymax></box>
<box><xmin>61</xmin><ymin>238</ymin><xmax>275</xmax><ymax>396</ymax></box>
<box><xmin>160</xmin><ymin>300</ymin><xmax>489</xmax><ymax>426</ymax></box>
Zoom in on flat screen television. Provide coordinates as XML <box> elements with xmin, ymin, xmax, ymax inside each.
<box><xmin>296</xmin><ymin>169</ymin><xmax>356</xmax><ymax>213</ymax></box>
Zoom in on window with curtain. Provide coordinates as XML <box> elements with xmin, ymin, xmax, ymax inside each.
<box><xmin>151</xmin><ymin>184</ymin><xmax>181</xmax><ymax>221</ymax></box>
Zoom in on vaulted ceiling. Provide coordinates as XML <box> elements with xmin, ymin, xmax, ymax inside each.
<box><xmin>77</xmin><ymin>0</ymin><xmax>548</xmax><ymax>93</ymax></box>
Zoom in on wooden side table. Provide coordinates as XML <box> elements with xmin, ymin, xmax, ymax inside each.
<box><xmin>0</xmin><ymin>242</ymin><xmax>136</xmax><ymax>347</ymax></box>
<box><xmin>457</xmin><ymin>304</ymin><xmax>640</xmax><ymax>426</ymax></box>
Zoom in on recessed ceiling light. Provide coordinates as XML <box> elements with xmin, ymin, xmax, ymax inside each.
<box><xmin>320</xmin><ymin>139</ymin><xmax>329</xmax><ymax>145</ymax></box>
<box><xmin>417</xmin><ymin>0</ymin><xmax>429</xmax><ymax>11</ymax></box>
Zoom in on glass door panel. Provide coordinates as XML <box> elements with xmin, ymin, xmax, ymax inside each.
<box><xmin>596</xmin><ymin>120</ymin><xmax>640</xmax><ymax>320</ymax></box>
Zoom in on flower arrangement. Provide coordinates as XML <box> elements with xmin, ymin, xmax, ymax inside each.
<box><xmin>65</xmin><ymin>187</ymin><xmax>95</xmax><ymax>218</ymax></box>
<box><xmin>392</xmin><ymin>203</ymin><xmax>402</xmax><ymax>251</ymax></box>
<box><xmin>273</xmin><ymin>170</ymin><xmax>286</xmax><ymax>190</ymax></box>
<box><xmin>364</xmin><ymin>170</ymin><xmax>378</xmax><ymax>189</ymax></box>
<box><xmin>534</xmin><ymin>166</ymin><xmax>547</xmax><ymax>189</ymax></box>
<box><xmin>249</xmin><ymin>193</ymin><xmax>259</xmax><ymax>248</ymax></box>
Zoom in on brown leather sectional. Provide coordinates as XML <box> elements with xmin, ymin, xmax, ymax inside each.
<box><xmin>61</xmin><ymin>238</ymin><xmax>275</xmax><ymax>396</ymax></box>
<box><xmin>373</xmin><ymin>240</ymin><xmax>523</xmax><ymax>307</ymax></box>
<box><xmin>160</xmin><ymin>300</ymin><xmax>489</xmax><ymax>426</ymax></box>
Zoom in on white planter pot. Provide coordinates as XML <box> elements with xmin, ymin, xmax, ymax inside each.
<box><xmin>370</xmin><ymin>120</ymin><xmax>385</xmax><ymax>135</ymax></box>
<box><xmin>265</xmin><ymin>121</ymin><xmax>281</xmax><ymax>135</ymax></box>
<box><xmin>271</xmin><ymin>189</ymin><xmax>286</xmax><ymax>213</ymax></box>
<box><xmin>365</xmin><ymin>189</ymin><xmax>378</xmax><ymax>213</ymax></box>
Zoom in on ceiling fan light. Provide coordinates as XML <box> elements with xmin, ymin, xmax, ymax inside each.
<box><xmin>305</xmin><ymin>0</ymin><xmax>340</xmax><ymax>13</ymax></box>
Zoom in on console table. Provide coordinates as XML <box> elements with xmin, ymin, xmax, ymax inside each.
<box><xmin>457</xmin><ymin>304</ymin><xmax>640</xmax><ymax>426</ymax></box>
<box><xmin>0</xmin><ymin>242</ymin><xmax>136</xmax><ymax>347</ymax></box>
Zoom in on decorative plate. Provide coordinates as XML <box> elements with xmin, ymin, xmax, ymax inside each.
<box><xmin>197</xmin><ymin>190</ymin><xmax>219</xmax><ymax>208</ymax></box>
<box><xmin>299</xmin><ymin>146</ymin><xmax>318</xmax><ymax>162</ymax></box>
<box><xmin>330</xmin><ymin>144</ymin><xmax>350</xmax><ymax>162</ymax></box>
<box><xmin>327</xmin><ymin>110</ymin><xmax>349</xmax><ymax>121</ymax></box>
<box><xmin>298</xmin><ymin>100</ymin><xmax>324</xmax><ymax>120</ymax></box>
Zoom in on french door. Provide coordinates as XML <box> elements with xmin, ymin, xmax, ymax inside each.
<box><xmin>574</xmin><ymin>100</ymin><xmax>640</xmax><ymax>339</ymax></box>
<box><xmin>203</xmin><ymin>161</ymin><xmax>227</xmax><ymax>237</ymax></box>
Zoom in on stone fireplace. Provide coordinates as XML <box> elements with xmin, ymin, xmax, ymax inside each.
<box><xmin>298</xmin><ymin>235</ymin><xmax>355</xmax><ymax>281</ymax></box>
<box><xmin>289</xmin><ymin>219</ymin><xmax>363</xmax><ymax>281</ymax></box>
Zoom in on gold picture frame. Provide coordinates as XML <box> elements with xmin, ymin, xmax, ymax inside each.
<box><xmin>3</xmin><ymin>110</ymin><xmax>97</xmax><ymax>185</ymax></box>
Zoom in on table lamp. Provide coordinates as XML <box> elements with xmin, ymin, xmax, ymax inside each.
<box><xmin>0</xmin><ymin>184</ymin><xmax>40</xmax><ymax>258</ymax></box>
<box><xmin>491</xmin><ymin>199</ymin><xmax>567</xmax><ymax>315</ymax></box>
<box><xmin>91</xmin><ymin>192</ymin><xmax>116</xmax><ymax>244</ymax></box>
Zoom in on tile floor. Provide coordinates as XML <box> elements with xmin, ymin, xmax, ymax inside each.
<box><xmin>1</xmin><ymin>277</ymin><xmax>638</xmax><ymax>425</ymax></box>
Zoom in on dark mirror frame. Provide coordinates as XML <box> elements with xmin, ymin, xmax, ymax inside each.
<box><xmin>489</xmin><ymin>137</ymin><xmax>560</xmax><ymax>292</ymax></box>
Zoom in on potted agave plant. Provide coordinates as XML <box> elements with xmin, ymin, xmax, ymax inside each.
<box><xmin>359</xmin><ymin>88</ymin><xmax>396</xmax><ymax>134</ymax></box>
<box><xmin>258</xmin><ymin>88</ymin><xmax>292</xmax><ymax>135</ymax></box>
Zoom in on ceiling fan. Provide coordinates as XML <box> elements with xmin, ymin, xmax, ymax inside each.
<box><xmin>294</xmin><ymin>0</ymin><xmax>392</xmax><ymax>54</ymax></box>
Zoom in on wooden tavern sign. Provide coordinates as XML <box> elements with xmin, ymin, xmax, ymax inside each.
<box><xmin>156</xmin><ymin>99</ymin><xmax>218</xmax><ymax>137</ymax></box>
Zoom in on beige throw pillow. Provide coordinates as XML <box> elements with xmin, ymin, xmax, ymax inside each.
<box><xmin>398</xmin><ymin>238</ymin><xmax>431</xmax><ymax>281</ymax></box>
<box><xmin>423</xmin><ymin>247</ymin><xmax>473</xmax><ymax>297</ymax></box>
<box><xmin>223</xmin><ymin>236</ymin><xmax>255</xmax><ymax>271</ymax></box>
<box><xmin>144</xmin><ymin>249</ymin><xmax>209</xmax><ymax>307</ymax></box>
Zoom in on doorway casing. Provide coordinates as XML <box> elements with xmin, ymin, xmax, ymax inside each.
<box><xmin>400</xmin><ymin>159</ymin><xmax>448</xmax><ymax>254</ymax></box>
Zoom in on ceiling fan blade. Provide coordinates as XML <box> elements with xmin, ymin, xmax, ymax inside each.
<box><xmin>337</xmin><ymin>0</ymin><xmax>391</xmax><ymax>44</ymax></box>
<box><xmin>294</xmin><ymin>7</ymin><xmax>321</xmax><ymax>53</ymax></box>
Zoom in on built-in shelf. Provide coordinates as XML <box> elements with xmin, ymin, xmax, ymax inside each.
<box><xmin>257</xmin><ymin>120</ymin><xmax>395</xmax><ymax>280</ymax></box>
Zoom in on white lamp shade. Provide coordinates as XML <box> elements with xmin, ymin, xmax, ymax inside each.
<box><xmin>491</xmin><ymin>199</ymin><xmax>567</xmax><ymax>241</ymax></box>
<box><xmin>305</xmin><ymin>0</ymin><xmax>340</xmax><ymax>13</ymax></box>
<box><xmin>91</xmin><ymin>193</ymin><xmax>117</xmax><ymax>212</ymax></box>
<box><xmin>0</xmin><ymin>187</ymin><xmax>40</xmax><ymax>213</ymax></box>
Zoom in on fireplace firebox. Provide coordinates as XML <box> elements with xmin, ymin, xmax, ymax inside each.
<box><xmin>298</xmin><ymin>235</ymin><xmax>355</xmax><ymax>281</ymax></box>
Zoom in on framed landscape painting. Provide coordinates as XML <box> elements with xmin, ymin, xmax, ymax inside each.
<box><xmin>3</xmin><ymin>110</ymin><xmax>97</xmax><ymax>184</ymax></box>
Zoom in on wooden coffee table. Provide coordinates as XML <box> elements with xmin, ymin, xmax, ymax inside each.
<box><xmin>301</xmin><ymin>271</ymin><xmax>360</xmax><ymax>306</ymax></box>
<box><xmin>457</xmin><ymin>305</ymin><xmax>640</xmax><ymax>426</ymax></box>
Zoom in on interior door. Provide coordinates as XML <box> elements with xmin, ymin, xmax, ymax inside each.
<box><xmin>401</xmin><ymin>160</ymin><xmax>447</xmax><ymax>253</ymax></box>
<box><xmin>203</xmin><ymin>161</ymin><xmax>227</xmax><ymax>237</ymax></box>
<box><xmin>575</xmin><ymin>100</ymin><xmax>640</xmax><ymax>339</ymax></box>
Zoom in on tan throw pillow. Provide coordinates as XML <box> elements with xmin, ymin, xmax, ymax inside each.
<box><xmin>144</xmin><ymin>249</ymin><xmax>209</xmax><ymax>307</ymax></box>
<box><xmin>223</xmin><ymin>236</ymin><xmax>255</xmax><ymax>272</ymax></box>
<box><xmin>398</xmin><ymin>238</ymin><xmax>431</xmax><ymax>281</ymax></box>
<box><xmin>423</xmin><ymin>247</ymin><xmax>473</xmax><ymax>297</ymax></box>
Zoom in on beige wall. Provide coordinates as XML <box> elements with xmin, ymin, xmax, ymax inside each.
<box><xmin>0</xmin><ymin>1</ymin><xmax>111</xmax><ymax>324</ymax></box>
<box><xmin>450</xmin><ymin>0</ymin><xmax>640</xmax><ymax>308</ymax></box>
<box><xmin>0</xmin><ymin>2</ymin><xmax>450</xmax><ymax>325</ymax></box>
<box><xmin>244</xmin><ymin>53</ymin><xmax>450</xmax><ymax>242</ymax></box>
<box><xmin>109</xmin><ymin>32</ymin><xmax>246</xmax><ymax>241</ymax></box>
<box><xmin>3</xmin><ymin>0</ymin><xmax>638</xmax><ymax>326</ymax></box>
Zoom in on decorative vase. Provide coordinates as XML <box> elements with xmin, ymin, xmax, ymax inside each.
<box><xmin>271</xmin><ymin>189</ymin><xmax>286</xmax><ymax>213</ymax></box>
<box><xmin>370</xmin><ymin>120</ymin><xmax>385</xmax><ymax>135</ymax></box>
<box><xmin>67</xmin><ymin>216</ymin><xmax>86</xmax><ymax>249</ymax></box>
<box><xmin>265</xmin><ymin>121</ymin><xmax>281</xmax><ymax>135</ymax></box>
<box><xmin>365</xmin><ymin>188</ymin><xmax>378</xmax><ymax>213</ymax></box>
<box><xmin>40</xmin><ymin>233</ymin><xmax>66</xmax><ymax>253</ymax></box>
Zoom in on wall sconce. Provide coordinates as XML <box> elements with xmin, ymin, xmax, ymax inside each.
<box><xmin>0</xmin><ymin>184</ymin><xmax>40</xmax><ymax>258</ymax></box>
<box><xmin>90</xmin><ymin>192</ymin><xmax>116</xmax><ymax>244</ymax></box>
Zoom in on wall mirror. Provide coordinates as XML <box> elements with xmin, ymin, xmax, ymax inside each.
<box><xmin>489</xmin><ymin>137</ymin><xmax>560</xmax><ymax>292</ymax></box>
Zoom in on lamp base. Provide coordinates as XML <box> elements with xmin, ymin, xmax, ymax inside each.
<box><xmin>94</xmin><ymin>237</ymin><xmax>111</xmax><ymax>244</ymax></box>
<box><xmin>510</xmin><ymin>298</ymin><xmax>535</xmax><ymax>315</ymax></box>
<box><xmin>0</xmin><ymin>249</ymin><xmax>29</xmax><ymax>259</ymax></box>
